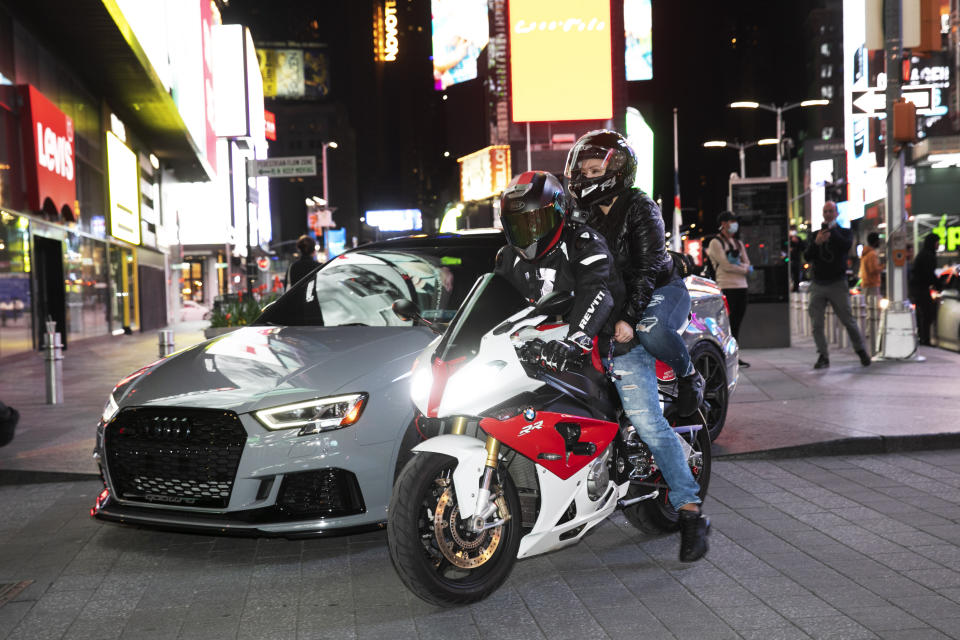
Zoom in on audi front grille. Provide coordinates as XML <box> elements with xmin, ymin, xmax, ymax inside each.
<box><xmin>104</xmin><ymin>407</ymin><xmax>247</xmax><ymax>509</ymax></box>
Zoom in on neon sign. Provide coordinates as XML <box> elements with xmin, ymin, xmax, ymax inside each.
<box><xmin>932</xmin><ymin>215</ymin><xmax>960</xmax><ymax>251</ymax></box>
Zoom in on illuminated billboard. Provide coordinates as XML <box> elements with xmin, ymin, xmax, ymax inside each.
<box><xmin>257</xmin><ymin>47</ymin><xmax>330</xmax><ymax>99</ymax></box>
<box><xmin>625</xmin><ymin>107</ymin><xmax>653</xmax><ymax>194</ymax></box>
<box><xmin>431</xmin><ymin>0</ymin><xmax>489</xmax><ymax>90</ymax></box>
<box><xmin>625</xmin><ymin>0</ymin><xmax>652</xmax><ymax>81</ymax></box>
<box><xmin>509</xmin><ymin>0</ymin><xmax>612</xmax><ymax>122</ymax></box>
<box><xmin>106</xmin><ymin>131</ymin><xmax>141</xmax><ymax>245</ymax></box>
<box><xmin>458</xmin><ymin>145</ymin><xmax>511</xmax><ymax>201</ymax></box>
<box><xmin>365</xmin><ymin>209</ymin><xmax>423</xmax><ymax>232</ymax></box>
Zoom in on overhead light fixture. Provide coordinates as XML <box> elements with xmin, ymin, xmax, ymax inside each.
<box><xmin>801</xmin><ymin>99</ymin><xmax>829</xmax><ymax>107</ymax></box>
<box><xmin>757</xmin><ymin>138</ymin><xmax>779</xmax><ymax>146</ymax></box>
<box><xmin>730</xmin><ymin>101</ymin><xmax>759</xmax><ymax>109</ymax></box>
<box><xmin>703</xmin><ymin>141</ymin><xmax>728</xmax><ymax>148</ymax></box>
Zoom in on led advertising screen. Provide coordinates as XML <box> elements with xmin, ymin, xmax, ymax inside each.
<box><xmin>625</xmin><ymin>0</ymin><xmax>652</xmax><ymax>81</ymax></box>
<box><xmin>431</xmin><ymin>0</ymin><xmax>489</xmax><ymax>90</ymax></box>
<box><xmin>625</xmin><ymin>107</ymin><xmax>653</xmax><ymax>194</ymax></box>
<box><xmin>106</xmin><ymin>131</ymin><xmax>141</xmax><ymax>245</ymax></box>
<box><xmin>365</xmin><ymin>209</ymin><xmax>423</xmax><ymax>232</ymax></box>
<box><xmin>509</xmin><ymin>0</ymin><xmax>612</xmax><ymax>122</ymax></box>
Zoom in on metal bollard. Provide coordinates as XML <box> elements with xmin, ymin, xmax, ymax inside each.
<box><xmin>158</xmin><ymin>329</ymin><xmax>175</xmax><ymax>358</ymax></box>
<box><xmin>43</xmin><ymin>320</ymin><xmax>63</xmax><ymax>404</ymax></box>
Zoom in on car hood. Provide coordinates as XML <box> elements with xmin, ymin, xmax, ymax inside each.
<box><xmin>118</xmin><ymin>325</ymin><xmax>435</xmax><ymax>414</ymax></box>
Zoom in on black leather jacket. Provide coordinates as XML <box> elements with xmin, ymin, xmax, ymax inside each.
<box><xmin>495</xmin><ymin>224</ymin><xmax>623</xmax><ymax>341</ymax></box>
<box><xmin>587</xmin><ymin>188</ymin><xmax>676</xmax><ymax>324</ymax></box>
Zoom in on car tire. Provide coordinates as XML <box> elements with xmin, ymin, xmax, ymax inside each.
<box><xmin>691</xmin><ymin>342</ymin><xmax>729</xmax><ymax>442</ymax></box>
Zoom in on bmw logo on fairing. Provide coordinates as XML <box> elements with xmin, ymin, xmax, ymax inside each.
<box><xmin>523</xmin><ymin>408</ymin><xmax>536</xmax><ymax>421</ymax></box>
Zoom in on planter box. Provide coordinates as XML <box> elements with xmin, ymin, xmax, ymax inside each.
<box><xmin>203</xmin><ymin>326</ymin><xmax>239</xmax><ymax>340</ymax></box>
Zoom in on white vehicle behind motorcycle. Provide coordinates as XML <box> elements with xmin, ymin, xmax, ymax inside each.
<box><xmin>386</xmin><ymin>273</ymin><xmax>710</xmax><ymax>606</ymax></box>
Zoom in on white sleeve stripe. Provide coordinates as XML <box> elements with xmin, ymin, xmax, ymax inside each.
<box><xmin>580</xmin><ymin>254</ymin><xmax>607</xmax><ymax>266</ymax></box>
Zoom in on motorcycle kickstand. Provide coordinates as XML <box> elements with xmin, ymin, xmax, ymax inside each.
<box><xmin>617</xmin><ymin>489</ymin><xmax>659</xmax><ymax>508</ymax></box>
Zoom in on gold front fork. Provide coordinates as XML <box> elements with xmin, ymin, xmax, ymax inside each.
<box><xmin>449</xmin><ymin>416</ymin><xmax>468</xmax><ymax>435</ymax></box>
<box><xmin>484</xmin><ymin>436</ymin><xmax>500</xmax><ymax>468</ymax></box>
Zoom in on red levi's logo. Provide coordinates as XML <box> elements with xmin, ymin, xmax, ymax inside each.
<box><xmin>19</xmin><ymin>85</ymin><xmax>77</xmax><ymax>220</ymax></box>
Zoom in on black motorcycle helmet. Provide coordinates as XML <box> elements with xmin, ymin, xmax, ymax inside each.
<box><xmin>564</xmin><ymin>129</ymin><xmax>638</xmax><ymax>208</ymax></box>
<box><xmin>499</xmin><ymin>171</ymin><xmax>567</xmax><ymax>261</ymax></box>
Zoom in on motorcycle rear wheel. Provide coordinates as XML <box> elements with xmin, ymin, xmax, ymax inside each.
<box><xmin>387</xmin><ymin>452</ymin><xmax>522</xmax><ymax>607</ymax></box>
<box><xmin>624</xmin><ymin>423</ymin><xmax>712</xmax><ymax>533</ymax></box>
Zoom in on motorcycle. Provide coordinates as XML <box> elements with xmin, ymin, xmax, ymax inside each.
<box><xmin>387</xmin><ymin>273</ymin><xmax>710</xmax><ymax>606</ymax></box>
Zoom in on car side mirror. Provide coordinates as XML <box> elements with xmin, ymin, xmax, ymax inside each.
<box><xmin>534</xmin><ymin>290</ymin><xmax>575</xmax><ymax>316</ymax></box>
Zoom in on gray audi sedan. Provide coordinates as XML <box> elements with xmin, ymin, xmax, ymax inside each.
<box><xmin>91</xmin><ymin>230</ymin><xmax>737</xmax><ymax>536</ymax></box>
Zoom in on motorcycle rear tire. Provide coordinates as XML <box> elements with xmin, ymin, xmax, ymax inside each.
<box><xmin>625</xmin><ymin>423</ymin><xmax>712</xmax><ymax>534</ymax></box>
<box><xmin>387</xmin><ymin>452</ymin><xmax>522</xmax><ymax>607</ymax></box>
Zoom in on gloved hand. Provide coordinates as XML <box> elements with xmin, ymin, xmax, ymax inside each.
<box><xmin>540</xmin><ymin>333</ymin><xmax>592</xmax><ymax>372</ymax></box>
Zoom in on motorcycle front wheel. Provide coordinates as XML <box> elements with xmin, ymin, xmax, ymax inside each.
<box><xmin>387</xmin><ymin>452</ymin><xmax>522</xmax><ymax>607</ymax></box>
<box><xmin>624</xmin><ymin>423</ymin><xmax>712</xmax><ymax>533</ymax></box>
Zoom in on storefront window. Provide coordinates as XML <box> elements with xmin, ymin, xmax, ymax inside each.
<box><xmin>182</xmin><ymin>257</ymin><xmax>206</xmax><ymax>302</ymax></box>
<box><xmin>0</xmin><ymin>211</ymin><xmax>33</xmax><ymax>357</ymax></box>
<box><xmin>64</xmin><ymin>232</ymin><xmax>109</xmax><ymax>340</ymax></box>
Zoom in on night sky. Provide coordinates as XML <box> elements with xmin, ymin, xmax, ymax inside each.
<box><xmin>223</xmin><ymin>0</ymin><xmax>823</xmax><ymax>240</ymax></box>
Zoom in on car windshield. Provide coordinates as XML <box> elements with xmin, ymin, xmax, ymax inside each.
<box><xmin>255</xmin><ymin>244</ymin><xmax>496</xmax><ymax>327</ymax></box>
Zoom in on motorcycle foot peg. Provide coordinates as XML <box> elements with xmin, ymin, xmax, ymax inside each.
<box><xmin>617</xmin><ymin>490</ymin><xmax>659</xmax><ymax>508</ymax></box>
<box><xmin>568</xmin><ymin>442</ymin><xmax>596</xmax><ymax>456</ymax></box>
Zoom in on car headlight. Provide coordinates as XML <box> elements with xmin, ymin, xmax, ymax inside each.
<box><xmin>254</xmin><ymin>393</ymin><xmax>368</xmax><ymax>436</ymax></box>
<box><xmin>101</xmin><ymin>394</ymin><xmax>120</xmax><ymax>424</ymax></box>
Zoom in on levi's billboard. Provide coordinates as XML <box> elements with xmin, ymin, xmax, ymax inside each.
<box><xmin>508</xmin><ymin>0</ymin><xmax>612</xmax><ymax>122</ymax></box>
<box><xmin>18</xmin><ymin>85</ymin><xmax>77</xmax><ymax>220</ymax></box>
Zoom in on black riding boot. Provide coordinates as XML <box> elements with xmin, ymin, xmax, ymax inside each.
<box><xmin>678</xmin><ymin>509</ymin><xmax>710</xmax><ymax>562</ymax></box>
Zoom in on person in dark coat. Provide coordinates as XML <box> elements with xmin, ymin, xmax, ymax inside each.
<box><xmin>909</xmin><ymin>234</ymin><xmax>942</xmax><ymax>346</ymax></box>
<box><xmin>285</xmin><ymin>235</ymin><xmax>320</xmax><ymax>288</ymax></box>
<box><xmin>0</xmin><ymin>401</ymin><xmax>18</xmax><ymax>447</ymax></box>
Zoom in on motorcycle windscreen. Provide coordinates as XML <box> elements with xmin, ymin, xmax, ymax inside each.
<box><xmin>434</xmin><ymin>272</ymin><xmax>528</xmax><ymax>363</ymax></box>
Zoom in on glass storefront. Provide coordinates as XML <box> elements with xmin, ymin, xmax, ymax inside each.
<box><xmin>0</xmin><ymin>211</ymin><xmax>33</xmax><ymax>357</ymax></box>
<box><xmin>182</xmin><ymin>257</ymin><xmax>206</xmax><ymax>302</ymax></box>
<box><xmin>64</xmin><ymin>232</ymin><xmax>109</xmax><ymax>341</ymax></box>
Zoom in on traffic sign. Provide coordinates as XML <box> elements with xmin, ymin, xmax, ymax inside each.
<box><xmin>852</xmin><ymin>85</ymin><xmax>936</xmax><ymax>117</ymax></box>
<box><xmin>246</xmin><ymin>156</ymin><xmax>317</xmax><ymax>178</ymax></box>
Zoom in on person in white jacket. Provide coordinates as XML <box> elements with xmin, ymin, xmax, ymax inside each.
<box><xmin>706</xmin><ymin>211</ymin><xmax>752</xmax><ymax>367</ymax></box>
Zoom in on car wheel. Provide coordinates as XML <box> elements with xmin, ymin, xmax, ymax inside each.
<box><xmin>691</xmin><ymin>342</ymin><xmax>728</xmax><ymax>441</ymax></box>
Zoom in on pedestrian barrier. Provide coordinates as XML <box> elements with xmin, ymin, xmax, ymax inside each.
<box><xmin>793</xmin><ymin>285</ymin><xmax>880</xmax><ymax>354</ymax></box>
<box><xmin>43</xmin><ymin>319</ymin><xmax>63</xmax><ymax>404</ymax></box>
<box><xmin>158</xmin><ymin>329</ymin><xmax>175</xmax><ymax>358</ymax></box>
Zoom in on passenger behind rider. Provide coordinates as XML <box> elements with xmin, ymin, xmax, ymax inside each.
<box><xmin>564</xmin><ymin>130</ymin><xmax>709</xmax><ymax>562</ymax></box>
<box><xmin>495</xmin><ymin>167</ymin><xmax>709</xmax><ymax>562</ymax></box>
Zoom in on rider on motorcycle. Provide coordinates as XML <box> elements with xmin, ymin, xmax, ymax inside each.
<box><xmin>566</xmin><ymin>131</ymin><xmax>710</xmax><ymax>562</ymax></box>
<box><xmin>495</xmin><ymin>171</ymin><xmax>623</xmax><ymax>371</ymax></box>
<box><xmin>497</xmin><ymin>168</ymin><xmax>709</xmax><ymax>562</ymax></box>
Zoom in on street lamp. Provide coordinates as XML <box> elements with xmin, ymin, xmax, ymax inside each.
<box><xmin>703</xmin><ymin>139</ymin><xmax>778</xmax><ymax>178</ymax></box>
<box><xmin>729</xmin><ymin>99</ymin><xmax>829</xmax><ymax>177</ymax></box>
<box><xmin>321</xmin><ymin>141</ymin><xmax>338</xmax><ymax>206</ymax></box>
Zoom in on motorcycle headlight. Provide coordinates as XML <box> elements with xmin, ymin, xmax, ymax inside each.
<box><xmin>254</xmin><ymin>393</ymin><xmax>368</xmax><ymax>436</ymax></box>
<box><xmin>101</xmin><ymin>394</ymin><xmax>120</xmax><ymax>424</ymax></box>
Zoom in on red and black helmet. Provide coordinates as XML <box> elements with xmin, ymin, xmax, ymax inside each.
<box><xmin>564</xmin><ymin>129</ymin><xmax>638</xmax><ymax>208</ymax></box>
<box><xmin>499</xmin><ymin>171</ymin><xmax>567</xmax><ymax>261</ymax></box>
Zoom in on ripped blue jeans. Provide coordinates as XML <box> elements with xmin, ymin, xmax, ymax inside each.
<box><xmin>609</xmin><ymin>343</ymin><xmax>702</xmax><ymax>509</ymax></box>
<box><xmin>634</xmin><ymin>278</ymin><xmax>693</xmax><ymax>378</ymax></box>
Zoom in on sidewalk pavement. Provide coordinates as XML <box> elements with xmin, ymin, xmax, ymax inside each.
<box><xmin>1</xmin><ymin>326</ymin><xmax>960</xmax><ymax>639</ymax></box>
<box><xmin>1</xmin><ymin>324</ymin><xmax>958</xmax><ymax>479</ymax></box>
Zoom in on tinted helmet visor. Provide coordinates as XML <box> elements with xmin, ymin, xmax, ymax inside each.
<box><xmin>500</xmin><ymin>203</ymin><xmax>564</xmax><ymax>250</ymax></box>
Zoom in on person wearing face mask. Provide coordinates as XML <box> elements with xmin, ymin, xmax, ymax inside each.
<box><xmin>706</xmin><ymin>211</ymin><xmax>752</xmax><ymax>367</ymax></box>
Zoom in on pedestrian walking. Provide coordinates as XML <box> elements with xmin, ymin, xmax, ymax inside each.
<box><xmin>858</xmin><ymin>232</ymin><xmax>883</xmax><ymax>352</ymax></box>
<box><xmin>909</xmin><ymin>233</ymin><xmax>941</xmax><ymax>346</ymax></box>
<box><xmin>706</xmin><ymin>210</ymin><xmax>752</xmax><ymax>367</ymax></box>
<box><xmin>803</xmin><ymin>200</ymin><xmax>871</xmax><ymax>369</ymax></box>
<box><xmin>285</xmin><ymin>235</ymin><xmax>320</xmax><ymax>289</ymax></box>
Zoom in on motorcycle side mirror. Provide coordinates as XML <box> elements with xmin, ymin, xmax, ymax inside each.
<box><xmin>534</xmin><ymin>290</ymin><xmax>575</xmax><ymax>316</ymax></box>
<box><xmin>392</xmin><ymin>298</ymin><xmax>423</xmax><ymax>322</ymax></box>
